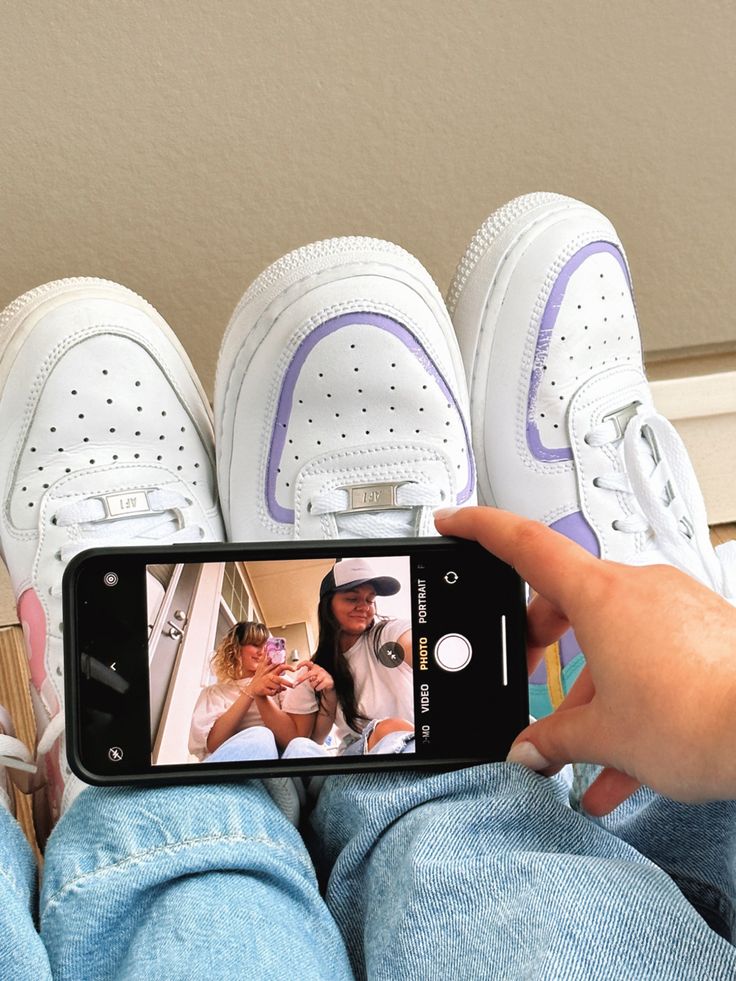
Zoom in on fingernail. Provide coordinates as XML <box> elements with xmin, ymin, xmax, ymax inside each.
<box><xmin>434</xmin><ymin>506</ymin><xmax>458</xmax><ymax>520</ymax></box>
<box><xmin>506</xmin><ymin>741</ymin><xmax>551</xmax><ymax>771</ymax></box>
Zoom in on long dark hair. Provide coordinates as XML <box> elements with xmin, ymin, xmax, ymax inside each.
<box><xmin>313</xmin><ymin>593</ymin><xmax>388</xmax><ymax>734</ymax></box>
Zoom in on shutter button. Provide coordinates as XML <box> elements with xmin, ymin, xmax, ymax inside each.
<box><xmin>434</xmin><ymin>633</ymin><xmax>472</xmax><ymax>672</ymax></box>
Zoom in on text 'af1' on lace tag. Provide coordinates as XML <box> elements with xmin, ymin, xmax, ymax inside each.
<box><xmin>347</xmin><ymin>482</ymin><xmax>410</xmax><ymax>512</ymax></box>
<box><xmin>101</xmin><ymin>490</ymin><xmax>153</xmax><ymax>519</ymax></box>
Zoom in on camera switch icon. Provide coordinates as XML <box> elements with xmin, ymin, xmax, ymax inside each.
<box><xmin>434</xmin><ymin>633</ymin><xmax>472</xmax><ymax>672</ymax></box>
<box><xmin>444</xmin><ymin>570</ymin><xmax>459</xmax><ymax>585</ymax></box>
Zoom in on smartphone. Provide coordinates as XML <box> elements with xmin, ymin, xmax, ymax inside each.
<box><xmin>63</xmin><ymin>537</ymin><xmax>528</xmax><ymax>785</ymax></box>
<box><xmin>265</xmin><ymin>637</ymin><xmax>287</xmax><ymax>665</ymax></box>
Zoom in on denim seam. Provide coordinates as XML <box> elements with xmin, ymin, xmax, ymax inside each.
<box><xmin>42</xmin><ymin>832</ymin><xmax>315</xmax><ymax>912</ymax></box>
<box><xmin>668</xmin><ymin>873</ymin><xmax>735</xmax><ymax>936</ymax></box>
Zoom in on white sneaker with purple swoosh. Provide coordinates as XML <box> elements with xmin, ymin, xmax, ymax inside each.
<box><xmin>448</xmin><ymin>192</ymin><xmax>736</xmax><ymax>718</ymax></box>
<box><xmin>215</xmin><ymin>237</ymin><xmax>475</xmax><ymax>543</ymax></box>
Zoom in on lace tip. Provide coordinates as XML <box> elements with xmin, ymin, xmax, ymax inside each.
<box><xmin>0</xmin><ymin>756</ymin><xmax>37</xmax><ymax>774</ymax></box>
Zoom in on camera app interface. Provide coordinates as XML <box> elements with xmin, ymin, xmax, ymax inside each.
<box><xmin>147</xmin><ymin>555</ymin><xmax>416</xmax><ymax>765</ymax></box>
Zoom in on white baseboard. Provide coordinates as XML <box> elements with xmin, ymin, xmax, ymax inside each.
<box><xmin>650</xmin><ymin>370</ymin><xmax>736</xmax><ymax>524</ymax></box>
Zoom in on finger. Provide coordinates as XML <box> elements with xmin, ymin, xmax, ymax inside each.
<box><xmin>526</xmin><ymin>594</ymin><xmax>570</xmax><ymax>648</ymax></box>
<box><xmin>555</xmin><ymin>664</ymin><xmax>595</xmax><ymax>713</ymax></box>
<box><xmin>526</xmin><ymin>593</ymin><xmax>571</xmax><ymax>674</ymax></box>
<box><xmin>581</xmin><ymin>767</ymin><xmax>641</xmax><ymax>817</ymax></box>
<box><xmin>435</xmin><ymin>506</ymin><xmax>601</xmax><ymax>615</ymax></box>
<box><xmin>507</xmin><ymin>700</ymin><xmax>606</xmax><ymax>770</ymax></box>
<box><xmin>518</xmin><ymin>667</ymin><xmax>597</xmax><ymax>778</ymax></box>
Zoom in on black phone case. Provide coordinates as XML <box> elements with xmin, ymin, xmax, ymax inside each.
<box><xmin>63</xmin><ymin>537</ymin><xmax>528</xmax><ymax>786</ymax></box>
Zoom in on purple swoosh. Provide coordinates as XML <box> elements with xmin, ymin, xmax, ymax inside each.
<box><xmin>527</xmin><ymin>241</ymin><xmax>632</xmax><ymax>462</ymax></box>
<box><xmin>266</xmin><ymin>311</ymin><xmax>474</xmax><ymax>523</ymax></box>
<box><xmin>528</xmin><ymin>511</ymin><xmax>600</xmax><ymax>683</ymax></box>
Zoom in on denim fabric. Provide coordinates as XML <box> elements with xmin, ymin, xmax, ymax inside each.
<box><xmin>0</xmin><ymin>807</ymin><xmax>51</xmax><ymax>980</ymax></box>
<box><xmin>40</xmin><ymin>782</ymin><xmax>352</xmax><ymax>981</ymax></box>
<box><xmin>205</xmin><ymin>726</ymin><xmax>328</xmax><ymax>763</ymax></box>
<box><xmin>0</xmin><ymin>763</ymin><xmax>734</xmax><ymax>979</ymax></box>
<box><xmin>601</xmin><ymin>788</ymin><xmax>736</xmax><ymax>941</ymax></box>
<box><xmin>341</xmin><ymin>720</ymin><xmax>415</xmax><ymax>757</ymax></box>
<box><xmin>309</xmin><ymin>763</ymin><xmax>736</xmax><ymax>980</ymax></box>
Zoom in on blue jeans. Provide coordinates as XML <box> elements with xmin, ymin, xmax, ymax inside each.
<box><xmin>308</xmin><ymin>765</ymin><xmax>736</xmax><ymax>979</ymax></box>
<box><xmin>204</xmin><ymin>726</ymin><xmax>327</xmax><ymax>763</ymax></box>
<box><xmin>341</xmin><ymin>720</ymin><xmax>416</xmax><ymax>757</ymax></box>
<box><xmin>3</xmin><ymin>781</ymin><xmax>352</xmax><ymax>980</ymax></box>
<box><xmin>0</xmin><ymin>766</ymin><xmax>734</xmax><ymax>979</ymax></box>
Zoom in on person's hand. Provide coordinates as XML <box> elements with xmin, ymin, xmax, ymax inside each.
<box><xmin>302</xmin><ymin>661</ymin><xmax>335</xmax><ymax>693</ymax></box>
<box><xmin>248</xmin><ymin>659</ymin><xmax>289</xmax><ymax>698</ymax></box>
<box><xmin>434</xmin><ymin>506</ymin><xmax>736</xmax><ymax>816</ymax></box>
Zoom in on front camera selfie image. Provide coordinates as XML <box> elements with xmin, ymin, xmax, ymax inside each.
<box><xmin>147</xmin><ymin>555</ymin><xmax>414</xmax><ymax>765</ymax></box>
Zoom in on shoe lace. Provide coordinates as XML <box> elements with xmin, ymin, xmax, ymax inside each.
<box><xmin>48</xmin><ymin>488</ymin><xmax>206</xmax><ymax>597</ymax></box>
<box><xmin>6</xmin><ymin>714</ymin><xmax>68</xmax><ymax>797</ymax></box>
<box><xmin>585</xmin><ymin>403</ymin><xmax>736</xmax><ymax>600</ymax></box>
<box><xmin>0</xmin><ymin>704</ymin><xmax>40</xmax><ymax>794</ymax></box>
<box><xmin>0</xmin><ymin>732</ymin><xmax>37</xmax><ymax>776</ymax></box>
<box><xmin>309</xmin><ymin>481</ymin><xmax>445</xmax><ymax>537</ymax></box>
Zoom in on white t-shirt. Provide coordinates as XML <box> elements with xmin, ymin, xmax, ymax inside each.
<box><xmin>281</xmin><ymin>618</ymin><xmax>412</xmax><ymax>749</ymax></box>
<box><xmin>188</xmin><ymin>679</ymin><xmax>282</xmax><ymax>760</ymax></box>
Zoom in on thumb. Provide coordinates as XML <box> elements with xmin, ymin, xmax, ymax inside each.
<box><xmin>582</xmin><ymin>767</ymin><xmax>642</xmax><ymax>817</ymax></box>
<box><xmin>506</xmin><ymin>703</ymin><xmax>604</xmax><ymax>772</ymax></box>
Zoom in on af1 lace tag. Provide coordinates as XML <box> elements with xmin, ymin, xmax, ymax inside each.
<box><xmin>100</xmin><ymin>490</ymin><xmax>153</xmax><ymax>519</ymax></box>
<box><xmin>600</xmin><ymin>400</ymin><xmax>642</xmax><ymax>440</ymax></box>
<box><xmin>347</xmin><ymin>481</ymin><xmax>409</xmax><ymax>512</ymax></box>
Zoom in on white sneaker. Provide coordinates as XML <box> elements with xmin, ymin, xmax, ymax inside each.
<box><xmin>215</xmin><ymin>237</ymin><xmax>475</xmax><ymax>541</ymax></box>
<box><xmin>449</xmin><ymin>192</ymin><xmax>735</xmax><ymax>716</ymax></box>
<box><xmin>0</xmin><ymin>278</ymin><xmax>225</xmax><ymax>833</ymax></box>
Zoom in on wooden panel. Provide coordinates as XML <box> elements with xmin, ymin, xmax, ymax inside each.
<box><xmin>0</xmin><ymin>565</ymin><xmax>16</xmax><ymax>629</ymax></box>
<box><xmin>0</xmin><ymin>628</ymin><xmax>40</xmax><ymax>860</ymax></box>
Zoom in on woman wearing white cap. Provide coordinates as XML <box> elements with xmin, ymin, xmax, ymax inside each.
<box><xmin>282</xmin><ymin>558</ymin><xmax>415</xmax><ymax>755</ymax></box>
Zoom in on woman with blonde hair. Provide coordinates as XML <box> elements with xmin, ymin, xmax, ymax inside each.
<box><xmin>189</xmin><ymin>620</ymin><xmax>324</xmax><ymax>763</ymax></box>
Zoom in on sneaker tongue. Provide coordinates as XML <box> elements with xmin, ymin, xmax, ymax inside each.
<box><xmin>47</xmin><ymin>464</ymin><xmax>199</xmax><ymax>559</ymax></box>
<box><xmin>48</xmin><ymin>462</ymin><xmax>188</xmax><ymax>499</ymax></box>
<box><xmin>567</xmin><ymin>367</ymin><xmax>729</xmax><ymax>596</ymax></box>
<box><xmin>292</xmin><ymin>443</ymin><xmax>454</xmax><ymax>539</ymax></box>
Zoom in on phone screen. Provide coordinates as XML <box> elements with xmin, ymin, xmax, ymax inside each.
<box><xmin>64</xmin><ymin>538</ymin><xmax>528</xmax><ymax>784</ymax></box>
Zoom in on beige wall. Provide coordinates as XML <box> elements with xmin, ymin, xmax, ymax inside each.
<box><xmin>2</xmin><ymin>0</ymin><xmax>735</xmax><ymax>399</ymax></box>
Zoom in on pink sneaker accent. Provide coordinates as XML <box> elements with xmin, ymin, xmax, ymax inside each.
<box><xmin>18</xmin><ymin>588</ymin><xmax>59</xmax><ymax>717</ymax></box>
<box><xmin>0</xmin><ymin>278</ymin><xmax>225</xmax><ymax>836</ymax></box>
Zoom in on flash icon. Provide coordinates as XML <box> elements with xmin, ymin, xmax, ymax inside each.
<box><xmin>108</xmin><ymin>746</ymin><xmax>124</xmax><ymax>762</ymax></box>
